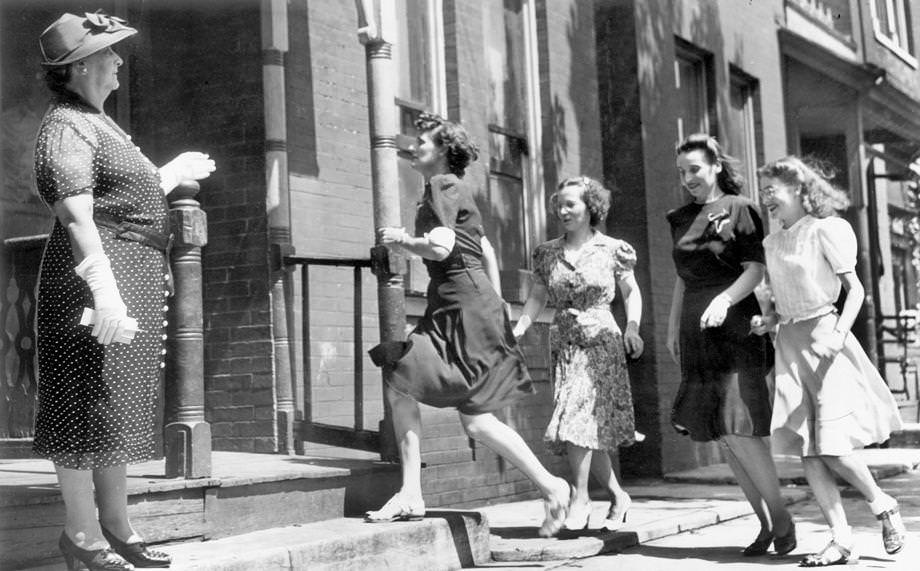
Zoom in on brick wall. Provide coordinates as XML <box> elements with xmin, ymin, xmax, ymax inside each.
<box><xmin>595</xmin><ymin>0</ymin><xmax>788</xmax><ymax>474</ymax></box>
<box><xmin>131</xmin><ymin>0</ymin><xmax>273</xmax><ymax>453</ymax></box>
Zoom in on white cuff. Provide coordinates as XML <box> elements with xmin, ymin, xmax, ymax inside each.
<box><xmin>425</xmin><ymin>226</ymin><xmax>456</xmax><ymax>252</ymax></box>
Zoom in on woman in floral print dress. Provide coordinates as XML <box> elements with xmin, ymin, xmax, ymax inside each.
<box><xmin>515</xmin><ymin>176</ymin><xmax>643</xmax><ymax>532</ymax></box>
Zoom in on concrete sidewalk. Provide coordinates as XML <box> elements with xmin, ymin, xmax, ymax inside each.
<box><xmin>484</xmin><ymin>447</ymin><xmax>920</xmax><ymax>562</ymax></box>
<box><xmin>21</xmin><ymin>448</ymin><xmax>920</xmax><ymax>570</ymax></box>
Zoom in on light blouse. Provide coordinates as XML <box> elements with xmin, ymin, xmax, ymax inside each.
<box><xmin>763</xmin><ymin>215</ymin><xmax>857</xmax><ymax>322</ymax></box>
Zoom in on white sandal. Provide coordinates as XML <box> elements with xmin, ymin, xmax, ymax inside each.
<box><xmin>365</xmin><ymin>494</ymin><xmax>426</xmax><ymax>523</ymax></box>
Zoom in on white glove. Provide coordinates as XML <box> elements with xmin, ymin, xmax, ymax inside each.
<box><xmin>158</xmin><ymin>151</ymin><xmax>216</xmax><ymax>192</ymax></box>
<box><xmin>75</xmin><ymin>254</ymin><xmax>128</xmax><ymax>345</ymax></box>
<box><xmin>700</xmin><ymin>292</ymin><xmax>732</xmax><ymax>329</ymax></box>
<box><xmin>512</xmin><ymin>314</ymin><xmax>532</xmax><ymax>339</ymax></box>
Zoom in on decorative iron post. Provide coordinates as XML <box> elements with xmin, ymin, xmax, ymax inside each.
<box><xmin>356</xmin><ymin>0</ymin><xmax>404</xmax><ymax>462</ymax></box>
<box><xmin>164</xmin><ymin>180</ymin><xmax>212</xmax><ymax>478</ymax></box>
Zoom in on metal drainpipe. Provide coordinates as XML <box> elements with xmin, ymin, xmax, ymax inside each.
<box><xmin>356</xmin><ymin>0</ymin><xmax>405</xmax><ymax>462</ymax></box>
<box><xmin>262</xmin><ymin>0</ymin><xmax>298</xmax><ymax>453</ymax></box>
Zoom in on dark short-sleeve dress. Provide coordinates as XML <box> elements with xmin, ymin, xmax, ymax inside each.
<box><xmin>32</xmin><ymin>92</ymin><xmax>171</xmax><ymax>469</ymax></box>
<box><xmin>369</xmin><ymin>173</ymin><xmax>533</xmax><ymax>414</ymax></box>
<box><xmin>532</xmin><ymin>233</ymin><xmax>637</xmax><ymax>453</ymax></box>
<box><xmin>666</xmin><ymin>194</ymin><xmax>773</xmax><ymax>442</ymax></box>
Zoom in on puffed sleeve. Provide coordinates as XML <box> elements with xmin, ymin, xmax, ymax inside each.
<box><xmin>612</xmin><ymin>239</ymin><xmax>637</xmax><ymax>280</ymax></box>
<box><xmin>816</xmin><ymin>217</ymin><xmax>857</xmax><ymax>273</ymax></box>
<box><xmin>727</xmin><ymin>200</ymin><xmax>766</xmax><ymax>265</ymax></box>
<box><xmin>531</xmin><ymin>242</ymin><xmax>551</xmax><ymax>286</ymax></box>
<box><xmin>427</xmin><ymin>174</ymin><xmax>462</xmax><ymax>229</ymax></box>
<box><xmin>34</xmin><ymin>119</ymin><xmax>95</xmax><ymax>205</ymax></box>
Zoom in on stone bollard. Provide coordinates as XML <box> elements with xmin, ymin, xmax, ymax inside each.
<box><xmin>164</xmin><ymin>180</ymin><xmax>212</xmax><ymax>478</ymax></box>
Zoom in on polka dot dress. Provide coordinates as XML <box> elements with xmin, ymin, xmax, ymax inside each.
<box><xmin>32</xmin><ymin>91</ymin><xmax>170</xmax><ymax>470</ymax></box>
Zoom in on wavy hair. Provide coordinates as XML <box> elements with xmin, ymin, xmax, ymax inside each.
<box><xmin>551</xmin><ymin>176</ymin><xmax>611</xmax><ymax>227</ymax></box>
<box><xmin>676</xmin><ymin>133</ymin><xmax>745</xmax><ymax>195</ymax></box>
<box><xmin>414</xmin><ymin>112</ymin><xmax>479</xmax><ymax>177</ymax></box>
<box><xmin>757</xmin><ymin>156</ymin><xmax>850</xmax><ymax>218</ymax></box>
<box><xmin>44</xmin><ymin>66</ymin><xmax>73</xmax><ymax>95</ymax></box>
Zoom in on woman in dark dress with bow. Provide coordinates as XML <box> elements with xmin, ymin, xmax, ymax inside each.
<box><xmin>666</xmin><ymin>134</ymin><xmax>794</xmax><ymax>557</ymax></box>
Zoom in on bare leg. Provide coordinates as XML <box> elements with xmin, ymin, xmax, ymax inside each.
<box><xmin>722</xmin><ymin>435</ymin><xmax>793</xmax><ymax>536</ymax></box>
<box><xmin>566</xmin><ymin>444</ymin><xmax>592</xmax><ymax>505</ymax></box>
<box><xmin>802</xmin><ymin>456</ymin><xmax>850</xmax><ymax>540</ymax></box>
<box><xmin>820</xmin><ymin>454</ymin><xmax>888</xmax><ymax>504</ymax></box>
<box><xmin>721</xmin><ymin>439</ymin><xmax>770</xmax><ymax>535</ymax></box>
<box><xmin>458</xmin><ymin>412</ymin><xmax>567</xmax><ymax>498</ymax></box>
<box><xmin>388</xmin><ymin>387</ymin><xmax>424</xmax><ymax>502</ymax></box>
<box><xmin>55</xmin><ymin>465</ymin><xmax>106</xmax><ymax>549</ymax></box>
<box><xmin>94</xmin><ymin>465</ymin><xmax>141</xmax><ymax>543</ymax></box>
<box><xmin>589</xmin><ymin>450</ymin><xmax>628</xmax><ymax>502</ymax></box>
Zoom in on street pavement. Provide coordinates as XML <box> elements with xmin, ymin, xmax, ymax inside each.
<box><xmin>481</xmin><ymin>459</ymin><xmax>920</xmax><ymax>570</ymax></box>
<box><xmin>18</xmin><ymin>448</ymin><xmax>920</xmax><ymax>570</ymax></box>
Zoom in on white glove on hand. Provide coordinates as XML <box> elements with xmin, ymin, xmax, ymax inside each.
<box><xmin>75</xmin><ymin>254</ymin><xmax>128</xmax><ymax>345</ymax></box>
<box><xmin>700</xmin><ymin>293</ymin><xmax>732</xmax><ymax>329</ymax></box>
<box><xmin>158</xmin><ymin>151</ymin><xmax>216</xmax><ymax>192</ymax></box>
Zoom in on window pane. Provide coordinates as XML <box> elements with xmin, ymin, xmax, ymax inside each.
<box><xmin>727</xmin><ymin>79</ymin><xmax>757</xmax><ymax>194</ymax></box>
<box><xmin>488</xmin><ymin>130</ymin><xmax>525</xmax><ymax>179</ymax></box>
<box><xmin>484</xmin><ymin>173</ymin><xmax>527</xmax><ymax>272</ymax></box>
<box><xmin>675</xmin><ymin>56</ymin><xmax>706</xmax><ymax>140</ymax></box>
<box><xmin>485</xmin><ymin>0</ymin><xmax>527</xmax><ymax>133</ymax></box>
<box><xmin>396</xmin><ymin>0</ymin><xmax>432</xmax><ymax>107</ymax></box>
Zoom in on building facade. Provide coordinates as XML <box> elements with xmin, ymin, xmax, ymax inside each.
<box><xmin>2</xmin><ymin>0</ymin><xmax>919</xmax><ymax>506</ymax></box>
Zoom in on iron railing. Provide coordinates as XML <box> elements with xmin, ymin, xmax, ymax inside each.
<box><xmin>0</xmin><ymin>235</ymin><xmax>46</xmax><ymax>450</ymax></box>
<box><xmin>285</xmin><ymin>256</ymin><xmax>381</xmax><ymax>452</ymax></box>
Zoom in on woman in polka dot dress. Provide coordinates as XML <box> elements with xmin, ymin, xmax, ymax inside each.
<box><xmin>32</xmin><ymin>12</ymin><xmax>214</xmax><ymax>571</ymax></box>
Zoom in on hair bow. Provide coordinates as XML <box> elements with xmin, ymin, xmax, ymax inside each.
<box><xmin>84</xmin><ymin>11</ymin><xmax>129</xmax><ymax>33</ymax></box>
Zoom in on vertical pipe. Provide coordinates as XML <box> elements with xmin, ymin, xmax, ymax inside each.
<box><xmin>262</xmin><ymin>0</ymin><xmax>297</xmax><ymax>453</ymax></box>
<box><xmin>357</xmin><ymin>0</ymin><xmax>406</xmax><ymax>461</ymax></box>
<box><xmin>848</xmin><ymin>100</ymin><xmax>879</xmax><ymax>365</ymax></box>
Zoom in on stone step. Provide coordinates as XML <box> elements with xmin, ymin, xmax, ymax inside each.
<box><xmin>21</xmin><ymin>511</ymin><xmax>490</xmax><ymax>571</ymax></box>
<box><xmin>0</xmin><ymin>451</ymin><xmax>400</xmax><ymax>570</ymax></box>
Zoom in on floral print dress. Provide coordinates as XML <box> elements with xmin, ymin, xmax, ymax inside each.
<box><xmin>532</xmin><ymin>233</ymin><xmax>637</xmax><ymax>453</ymax></box>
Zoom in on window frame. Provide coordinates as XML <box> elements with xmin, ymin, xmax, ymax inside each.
<box><xmin>727</xmin><ymin>67</ymin><xmax>763</xmax><ymax>202</ymax></box>
<box><xmin>673</xmin><ymin>39</ymin><xmax>715</xmax><ymax>143</ymax></box>
<box><xmin>483</xmin><ymin>0</ymin><xmax>544</xmax><ymax>289</ymax></box>
<box><xmin>869</xmin><ymin>0</ymin><xmax>918</xmax><ymax>68</ymax></box>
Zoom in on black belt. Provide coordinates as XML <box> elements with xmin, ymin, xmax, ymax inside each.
<box><xmin>94</xmin><ymin>212</ymin><xmax>175</xmax><ymax>296</ymax></box>
<box><xmin>93</xmin><ymin>212</ymin><xmax>173</xmax><ymax>253</ymax></box>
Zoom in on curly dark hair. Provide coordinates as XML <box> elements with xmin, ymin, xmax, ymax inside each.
<box><xmin>44</xmin><ymin>65</ymin><xmax>73</xmax><ymax>95</ymax></box>
<box><xmin>551</xmin><ymin>176</ymin><xmax>611</xmax><ymax>227</ymax></box>
<box><xmin>676</xmin><ymin>133</ymin><xmax>745</xmax><ymax>195</ymax></box>
<box><xmin>414</xmin><ymin>112</ymin><xmax>479</xmax><ymax>177</ymax></box>
<box><xmin>757</xmin><ymin>156</ymin><xmax>850</xmax><ymax>218</ymax></box>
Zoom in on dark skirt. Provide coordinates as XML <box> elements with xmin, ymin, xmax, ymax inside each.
<box><xmin>370</xmin><ymin>266</ymin><xmax>533</xmax><ymax>414</ymax></box>
<box><xmin>671</xmin><ymin>285</ymin><xmax>773</xmax><ymax>442</ymax></box>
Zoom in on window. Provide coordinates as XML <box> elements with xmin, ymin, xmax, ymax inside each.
<box><xmin>392</xmin><ymin>0</ymin><xmax>446</xmax><ymax>291</ymax></box>
<box><xmin>674</xmin><ymin>41</ymin><xmax>713</xmax><ymax>143</ymax></box>
<box><xmin>484</xmin><ymin>0</ymin><xmax>543</xmax><ymax>286</ymax></box>
<box><xmin>726</xmin><ymin>69</ymin><xmax>762</xmax><ymax>199</ymax></box>
<box><xmin>870</xmin><ymin>0</ymin><xmax>917</xmax><ymax>66</ymax></box>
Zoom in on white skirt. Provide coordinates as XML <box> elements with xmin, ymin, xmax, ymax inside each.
<box><xmin>771</xmin><ymin>313</ymin><xmax>903</xmax><ymax>456</ymax></box>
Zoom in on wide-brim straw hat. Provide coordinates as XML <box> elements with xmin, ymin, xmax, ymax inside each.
<box><xmin>40</xmin><ymin>11</ymin><xmax>137</xmax><ymax>67</ymax></box>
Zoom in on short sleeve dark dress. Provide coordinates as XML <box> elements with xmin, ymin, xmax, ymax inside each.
<box><xmin>369</xmin><ymin>174</ymin><xmax>533</xmax><ymax>414</ymax></box>
<box><xmin>32</xmin><ymin>92</ymin><xmax>171</xmax><ymax>469</ymax></box>
<box><xmin>666</xmin><ymin>194</ymin><xmax>773</xmax><ymax>442</ymax></box>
